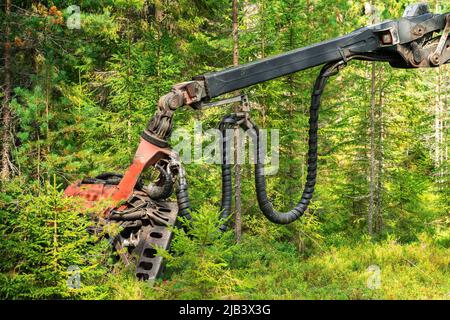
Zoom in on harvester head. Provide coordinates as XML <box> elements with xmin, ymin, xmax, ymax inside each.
<box><xmin>64</xmin><ymin>138</ymin><xmax>179</xmax><ymax>281</ymax></box>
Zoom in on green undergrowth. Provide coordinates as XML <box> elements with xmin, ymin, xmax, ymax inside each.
<box><xmin>105</xmin><ymin>207</ymin><xmax>450</xmax><ymax>300</ymax></box>
<box><xmin>1</xmin><ymin>181</ymin><xmax>448</xmax><ymax>300</ymax></box>
<box><xmin>104</xmin><ymin>233</ymin><xmax>450</xmax><ymax>300</ymax></box>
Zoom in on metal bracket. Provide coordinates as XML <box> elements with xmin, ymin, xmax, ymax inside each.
<box><xmin>430</xmin><ymin>14</ymin><xmax>450</xmax><ymax>66</ymax></box>
<box><xmin>199</xmin><ymin>94</ymin><xmax>252</xmax><ymax>130</ymax></box>
<box><xmin>197</xmin><ymin>94</ymin><xmax>249</xmax><ymax>110</ymax></box>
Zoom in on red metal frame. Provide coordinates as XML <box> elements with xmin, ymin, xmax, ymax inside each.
<box><xmin>64</xmin><ymin>138</ymin><xmax>173</xmax><ymax>214</ymax></box>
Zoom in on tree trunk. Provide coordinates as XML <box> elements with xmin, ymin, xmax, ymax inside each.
<box><xmin>1</xmin><ymin>0</ymin><xmax>12</xmax><ymax>182</ymax></box>
<box><xmin>375</xmin><ymin>68</ymin><xmax>384</xmax><ymax>233</ymax></box>
<box><xmin>127</xmin><ymin>16</ymin><xmax>133</xmax><ymax>152</ymax></box>
<box><xmin>368</xmin><ymin>61</ymin><xmax>376</xmax><ymax>237</ymax></box>
<box><xmin>433</xmin><ymin>1</ymin><xmax>445</xmax><ymax>189</ymax></box>
<box><xmin>232</xmin><ymin>0</ymin><xmax>242</xmax><ymax>243</ymax></box>
<box><xmin>260</xmin><ymin>0</ymin><xmax>265</xmax><ymax>60</ymax></box>
<box><xmin>445</xmin><ymin>65</ymin><xmax>449</xmax><ymax>207</ymax></box>
<box><xmin>434</xmin><ymin>61</ymin><xmax>441</xmax><ymax>181</ymax></box>
<box><xmin>367</xmin><ymin>1</ymin><xmax>379</xmax><ymax>236</ymax></box>
<box><xmin>260</xmin><ymin>0</ymin><xmax>267</xmax><ymax>127</ymax></box>
<box><xmin>287</xmin><ymin>4</ymin><xmax>296</xmax><ymax>207</ymax></box>
<box><xmin>444</xmin><ymin>65</ymin><xmax>449</xmax><ymax>202</ymax></box>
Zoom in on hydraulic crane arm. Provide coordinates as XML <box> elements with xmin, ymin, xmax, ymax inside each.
<box><xmin>112</xmin><ymin>4</ymin><xmax>450</xmax><ymax>226</ymax></box>
<box><xmin>196</xmin><ymin>28</ymin><xmax>383</xmax><ymax>99</ymax></box>
<box><xmin>197</xmin><ymin>11</ymin><xmax>448</xmax><ymax>99</ymax></box>
<box><xmin>198</xmin><ymin>5</ymin><xmax>449</xmax><ymax>99</ymax></box>
<box><xmin>142</xmin><ymin>4</ymin><xmax>449</xmax><ymax>148</ymax></box>
<box><xmin>64</xmin><ymin>4</ymin><xmax>450</xmax><ymax>280</ymax></box>
<box><xmin>132</xmin><ymin>4</ymin><xmax>450</xmax><ymax>226</ymax></box>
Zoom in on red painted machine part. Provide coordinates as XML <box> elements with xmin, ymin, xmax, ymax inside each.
<box><xmin>64</xmin><ymin>138</ymin><xmax>173</xmax><ymax>214</ymax></box>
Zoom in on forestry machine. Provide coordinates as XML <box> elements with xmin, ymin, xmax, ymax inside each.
<box><xmin>65</xmin><ymin>4</ymin><xmax>450</xmax><ymax>281</ymax></box>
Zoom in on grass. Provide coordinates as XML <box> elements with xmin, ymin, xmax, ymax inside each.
<box><xmin>107</xmin><ymin>234</ymin><xmax>450</xmax><ymax>300</ymax></box>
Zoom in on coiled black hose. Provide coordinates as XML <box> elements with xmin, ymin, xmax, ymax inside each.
<box><xmin>173</xmin><ymin>115</ymin><xmax>234</xmax><ymax>230</ymax></box>
<box><xmin>144</xmin><ymin>163</ymin><xmax>174</xmax><ymax>200</ymax></box>
<box><xmin>218</xmin><ymin>115</ymin><xmax>236</xmax><ymax>231</ymax></box>
<box><xmin>253</xmin><ymin>61</ymin><xmax>344</xmax><ymax>224</ymax></box>
<box><xmin>175</xmin><ymin>61</ymin><xmax>344</xmax><ymax>228</ymax></box>
<box><xmin>176</xmin><ymin>179</ymin><xmax>192</xmax><ymax>221</ymax></box>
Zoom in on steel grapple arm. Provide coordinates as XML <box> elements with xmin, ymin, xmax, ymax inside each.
<box><xmin>144</xmin><ymin>4</ymin><xmax>449</xmax><ymax>145</ymax></box>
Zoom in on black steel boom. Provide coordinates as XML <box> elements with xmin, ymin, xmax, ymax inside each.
<box><xmin>197</xmin><ymin>6</ymin><xmax>448</xmax><ymax>99</ymax></box>
<box><xmin>139</xmin><ymin>3</ymin><xmax>450</xmax><ymax>228</ymax></box>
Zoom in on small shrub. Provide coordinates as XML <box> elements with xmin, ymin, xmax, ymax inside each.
<box><xmin>0</xmin><ymin>178</ymin><xmax>110</xmax><ymax>299</ymax></box>
<box><xmin>156</xmin><ymin>204</ymin><xmax>241</xmax><ymax>299</ymax></box>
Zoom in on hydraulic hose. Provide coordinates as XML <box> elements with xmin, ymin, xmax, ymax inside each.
<box><xmin>173</xmin><ymin>115</ymin><xmax>235</xmax><ymax>231</ymax></box>
<box><xmin>218</xmin><ymin>115</ymin><xmax>236</xmax><ymax>231</ymax></box>
<box><xmin>175</xmin><ymin>61</ymin><xmax>345</xmax><ymax>229</ymax></box>
<box><xmin>253</xmin><ymin>61</ymin><xmax>345</xmax><ymax>224</ymax></box>
<box><xmin>144</xmin><ymin>163</ymin><xmax>174</xmax><ymax>200</ymax></box>
<box><xmin>175</xmin><ymin>166</ymin><xmax>192</xmax><ymax>222</ymax></box>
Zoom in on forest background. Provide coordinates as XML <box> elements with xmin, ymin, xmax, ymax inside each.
<box><xmin>0</xmin><ymin>0</ymin><xmax>449</xmax><ymax>299</ymax></box>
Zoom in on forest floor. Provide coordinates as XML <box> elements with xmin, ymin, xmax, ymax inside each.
<box><xmin>107</xmin><ymin>235</ymin><xmax>450</xmax><ymax>300</ymax></box>
<box><xmin>1</xmin><ymin>182</ymin><xmax>448</xmax><ymax>300</ymax></box>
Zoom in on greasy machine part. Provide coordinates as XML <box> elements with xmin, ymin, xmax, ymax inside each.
<box><xmin>109</xmin><ymin>191</ymin><xmax>178</xmax><ymax>281</ymax></box>
<box><xmin>76</xmin><ymin>174</ymin><xmax>178</xmax><ymax>281</ymax></box>
<box><xmin>64</xmin><ymin>138</ymin><xmax>179</xmax><ymax>282</ymax></box>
